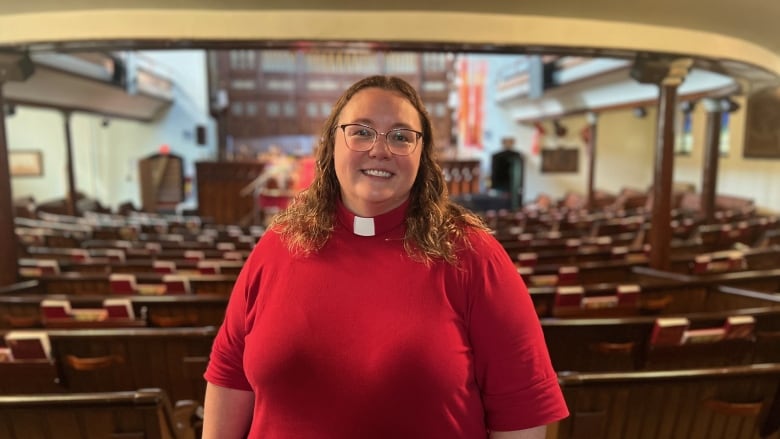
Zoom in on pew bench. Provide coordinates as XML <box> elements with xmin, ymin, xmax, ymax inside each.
<box><xmin>555</xmin><ymin>363</ymin><xmax>780</xmax><ymax>439</ymax></box>
<box><xmin>542</xmin><ymin>306</ymin><xmax>780</xmax><ymax>372</ymax></box>
<box><xmin>14</xmin><ymin>272</ymin><xmax>236</xmax><ymax>296</ymax></box>
<box><xmin>0</xmin><ymin>327</ymin><xmax>216</xmax><ymax>403</ymax></box>
<box><xmin>0</xmin><ymin>293</ymin><xmax>229</xmax><ymax>329</ymax></box>
<box><xmin>0</xmin><ymin>388</ymin><xmax>200</xmax><ymax>439</ymax></box>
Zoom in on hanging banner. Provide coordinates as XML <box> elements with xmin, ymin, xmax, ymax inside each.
<box><xmin>457</xmin><ymin>58</ymin><xmax>487</xmax><ymax>150</ymax></box>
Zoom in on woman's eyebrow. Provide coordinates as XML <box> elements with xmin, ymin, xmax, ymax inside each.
<box><xmin>347</xmin><ymin>118</ymin><xmax>417</xmax><ymax>130</ymax></box>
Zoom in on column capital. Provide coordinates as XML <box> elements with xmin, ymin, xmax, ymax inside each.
<box><xmin>702</xmin><ymin>98</ymin><xmax>723</xmax><ymax>113</ymax></box>
<box><xmin>0</xmin><ymin>53</ymin><xmax>34</xmax><ymax>83</ymax></box>
<box><xmin>630</xmin><ymin>54</ymin><xmax>693</xmax><ymax>87</ymax></box>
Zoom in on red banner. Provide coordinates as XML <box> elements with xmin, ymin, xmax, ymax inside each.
<box><xmin>458</xmin><ymin>59</ymin><xmax>487</xmax><ymax>149</ymax></box>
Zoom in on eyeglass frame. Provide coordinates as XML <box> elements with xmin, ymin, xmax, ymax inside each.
<box><xmin>335</xmin><ymin>123</ymin><xmax>423</xmax><ymax>156</ymax></box>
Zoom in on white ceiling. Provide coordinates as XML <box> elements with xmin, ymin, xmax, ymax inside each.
<box><xmin>0</xmin><ymin>0</ymin><xmax>776</xmax><ymax>57</ymax></box>
<box><xmin>0</xmin><ymin>0</ymin><xmax>778</xmax><ymax>79</ymax></box>
<box><xmin>0</xmin><ymin>1</ymin><xmax>775</xmax><ymax>120</ymax></box>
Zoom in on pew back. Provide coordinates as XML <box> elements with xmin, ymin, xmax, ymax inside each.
<box><xmin>556</xmin><ymin>363</ymin><xmax>780</xmax><ymax>439</ymax></box>
<box><xmin>0</xmin><ymin>388</ymin><xmax>198</xmax><ymax>439</ymax></box>
<box><xmin>0</xmin><ymin>327</ymin><xmax>216</xmax><ymax>403</ymax></box>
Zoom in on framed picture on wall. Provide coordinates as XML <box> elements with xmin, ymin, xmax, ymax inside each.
<box><xmin>9</xmin><ymin>150</ymin><xmax>43</xmax><ymax>177</ymax></box>
<box><xmin>541</xmin><ymin>147</ymin><xmax>579</xmax><ymax>173</ymax></box>
<box><xmin>744</xmin><ymin>86</ymin><xmax>780</xmax><ymax>159</ymax></box>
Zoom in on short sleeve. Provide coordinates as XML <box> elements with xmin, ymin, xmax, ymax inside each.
<box><xmin>203</xmin><ymin>236</ymin><xmax>267</xmax><ymax>391</ymax></box>
<box><xmin>463</xmin><ymin>230</ymin><xmax>569</xmax><ymax>430</ymax></box>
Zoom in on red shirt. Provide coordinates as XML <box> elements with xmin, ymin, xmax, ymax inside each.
<box><xmin>205</xmin><ymin>201</ymin><xmax>568</xmax><ymax>438</ymax></box>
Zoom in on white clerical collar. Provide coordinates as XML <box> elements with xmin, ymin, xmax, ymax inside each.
<box><xmin>353</xmin><ymin>216</ymin><xmax>376</xmax><ymax>236</ymax></box>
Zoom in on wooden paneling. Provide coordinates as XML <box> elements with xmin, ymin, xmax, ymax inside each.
<box><xmin>139</xmin><ymin>154</ymin><xmax>184</xmax><ymax>213</ymax></box>
<box><xmin>196</xmin><ymin>161</ymin><xmax>265</xmax><ymax>225</ymax></box>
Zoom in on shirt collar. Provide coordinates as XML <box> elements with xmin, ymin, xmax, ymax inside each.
<box><xmin>336</xmin><ymin>199</ymin><xmax>409</xmax><ymax>237</ymax></box>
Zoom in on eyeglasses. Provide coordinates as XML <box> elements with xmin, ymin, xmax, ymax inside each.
<box><xmin>336</xmin><ymin>123</ymin><xmax>422</xmax><ymax>156</ymax></box>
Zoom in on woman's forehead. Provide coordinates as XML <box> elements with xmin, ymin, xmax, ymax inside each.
<box><xmin>340</xmin><ymin>88</ymin><xmax>420</xmax><ymax>127</ymax></box>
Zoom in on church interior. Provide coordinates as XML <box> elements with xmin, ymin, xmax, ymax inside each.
<box><xmin>1</xmin><ymin>1</ymin><xmax>780</xmax><ymax>438</ymax></box>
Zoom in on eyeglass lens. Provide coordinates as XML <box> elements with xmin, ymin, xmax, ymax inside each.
<box><xmin>342</xmin><ymin>124</ymin><xmax>419</xmax><ymax>155</ymax></box>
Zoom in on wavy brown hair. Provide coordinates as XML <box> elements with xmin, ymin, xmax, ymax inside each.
<box><xmin>272</xmin><ymin>75</ymin><xmax>486</xmax><ymax>264</ymax></box>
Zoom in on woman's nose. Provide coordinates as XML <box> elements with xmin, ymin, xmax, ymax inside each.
<box><xmin>369</xmin><ymin>135</ymin><xmax>393</xmax><ymax>158</ymax></box>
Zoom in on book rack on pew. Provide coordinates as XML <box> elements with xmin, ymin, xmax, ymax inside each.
<box><xmin>531</xmin><ymin>268</ymin><xmax>780</xmax><ymax>319</ymax></box>
<box><xmin>542</xmin><ymin>305</ymin><xmax>780</xmax><ymax>373</ymax></box>
<box><xmin>0</xmin><ymin>293</ymin><xmax>230</xmax><ymax>329</ymax></box>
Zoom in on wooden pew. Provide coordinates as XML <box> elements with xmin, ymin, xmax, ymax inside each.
<box><xmin>80</xmin><ymin>238</ymin><xmax>254</xmax><ymax>251</ymax></box>
<box><xmin>0</xmin><ymin>388</ymin><xmax>200</xmax><ymax>439</ymax></box>
<box><xmin>718</xmin><ymin>285</ymin><xmax>780</xmax><ymax>364</ymax></box>
<box><xmin>635</xmin><ymin>267</ymin><xmax>780</xmax><ymax>297</ymax></box>
<box><xmin>529</xmin><ymin>267</ymin><xmax>780</xmax><ymax>319</ymax></box>
<box><xmin>0</xmin><ymin>359</ymin><xmax>63</xmax><ymax>394</ymax></box>
<box><xmin>20</xmin><ymin>257</ymin><xmax>245</xmax><ymax>276</ymax></box>
<box><xmin>23</xmin><ymin>245</ymin><xmax>251</xmax><ymax>262</ymax></box>
<box><xmin>514</xmin><ymin>244</ymin><xmax>780</xmax><ymax>288</ymax></box>
<box><xmin>555</xmin><ymin>363</ymin><xmax>780</xmax><ymax>439</ymax></box>
<box><xmin>542</xmin><ymin>304</ymin><xmax>780</xmax><ymax>373</ymax></box>
<box><xmin>16</xmin><ymin>272</ymin><xmax>236</xmax><ymax>296</ymax></box>
<box><xmin>0</xmin><ymin>293</ymin><xmax>229</xmax><ymax>329</ymax></box>
<box><xmin>0</xmin><ymin>327</ymin><xmax>215</xmax><ymax>403</ymax></box>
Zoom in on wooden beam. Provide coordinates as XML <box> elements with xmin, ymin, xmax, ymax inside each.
<box><xmin>701</xmin><ymin>99</ymin><xmax>723</xmax><ymax>222</ymax></box>
<box><xmin>514</xmin><ymin>82</ymin><xmax>739</xmax><ymax>124</ymax></box>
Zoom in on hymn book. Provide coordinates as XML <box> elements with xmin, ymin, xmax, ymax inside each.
<box><xmin>4</xmin><ymin>331</ymin><xmax>52</xmax><ymax>360</ymax></box>
<box><xmin>723</xmin><ymin>315</ymin><xmax>756</xmax><ymax>339</ymax></box>
<box><xmin>103</xmin><ymin>298</ymin><xmax>135</xmax><ymax>319</ymax></box>
<box><xmin>650</xmin><ymin>317</ymin><xmax>690</xmax><ymax>346</ymax></box>
<box><xmin>681</xmin><ymin>327</ymin><xmax>726</xmax><ymax>344</ymax></box>
<box><xmin>554</xmin><ymin>286</ymin><xmax>584</xmax><ymax>308</ymax></box>
<box><xmin>109</xmin><ymin>273</ymin><xmax>138</xmax><ymax>294</ymax></box>
<box><xmin>40</xmin><ymin>299</ymin><xmax>72</xmax><ymax>319</ymax></box>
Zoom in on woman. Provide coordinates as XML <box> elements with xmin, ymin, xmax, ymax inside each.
<box><xmin>203</xmin><ymin>75</ymin><xmax>568</xmax><ymax>438</ymax></box>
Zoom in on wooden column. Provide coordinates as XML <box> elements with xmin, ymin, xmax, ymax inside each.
<box><xmin>0</xmin><ymin>54</ymin><xmax>34</xmax><ymax>286</ymax></box>
<box><xmin>700</xmin><ymin>99</ymin><xmax>723</xmax><ymax>222</ymax></box>
<box><xmin>213</xmin><ymin>109</ymin><xmax>227</xmax><ymax>162</ymax></box>
<box><xmin>585</xmin><ymin>112</ymin><xmax>599</xmax><ymax>210</ymax></box>
<box><xmin>649</xmin><ymin>83</ymin><xmax>679</xmax><ymax>270</ymax></box>
<box><xmin>0</xmin><ymin>85</ymin><xmax>18</xmax><ymax>286</ymax></box>
<box><xmin>62</xmin><ymin>111</ymin><xmax>77</xmax><ymax>216</ymax></box>
<box><xmin>631</xmin><ymin>56</ymin><xmax>692</xmax><ymax>270</ymax></box>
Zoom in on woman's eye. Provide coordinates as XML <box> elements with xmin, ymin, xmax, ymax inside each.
<box><xmin>348</xmin><ymin>127</ymin><xmax>373</xmax><ymax>138</ymax></box>
<box><xmin>390</xmin><ymin>131</ymin><xmax>412</xmax><ymax>143</ymax></box>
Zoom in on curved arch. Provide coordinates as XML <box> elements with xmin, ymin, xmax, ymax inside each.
<box><xmin>0</xmin><ymin>10</ymin><xmax>779</xmax><ymax>77</ymax></box>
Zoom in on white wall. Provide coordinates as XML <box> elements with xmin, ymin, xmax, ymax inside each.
<box><xmin>673</xmin><ymin>95</ymin><xmax>780</xmax><ymax>211</ymax></box>
<box><xmin>481</xmin><ymin>53</ymin><xmax>780</xmax><ymax>213</ymax></box>
<box><xmin>7</xmin><ymin>50</ymin><xmax>216</xmax><ymax>210</ymax></box>
<box><xmin>7</xmin><ymin>108</ymin><xmax>69</xmax><ymax>203</ymax></box>
<box><xmin>7</xmin><ymin>50</ymin><xmax>780</xmax><ymax>214</ymax></box>
<box><xmin>545</xmin><ymin>97</ymin><xmax>780</xmax><ymax>213</ymax></box>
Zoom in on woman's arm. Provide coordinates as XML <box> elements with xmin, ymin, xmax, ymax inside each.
<box><xmin>202</xmin><ymin>382</ymin><xmax>254</xmax><ymax>439</ymax></box>
<box><xmin>490</xmin><ymin>425</ymin><xmax>547</xmax><ymax>439</ymax></box>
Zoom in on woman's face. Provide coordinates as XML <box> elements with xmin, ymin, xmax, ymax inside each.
<box><xmin>334</xmin><ymin>88</ymin><xmax>423</xmax><ymax>217</ymax></box>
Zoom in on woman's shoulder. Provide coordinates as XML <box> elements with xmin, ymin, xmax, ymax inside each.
<box><xmin>251</xmin><ymin>226</ymin><xmax>287</xmax><ymax>253</ymax></box>
<box><xmin>458</xmin><ymin>224</ymin><xmax>504</xmax><ymax>257</ymax></box>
